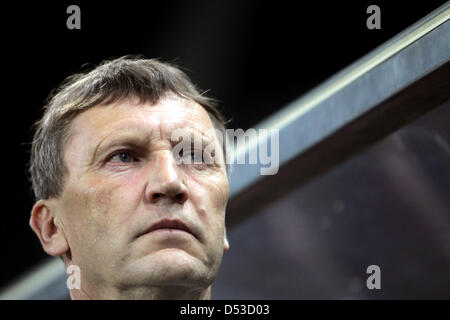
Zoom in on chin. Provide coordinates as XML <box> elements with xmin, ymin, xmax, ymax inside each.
<box><xmin>125</xmin><ymin>248</ymin><xmax>213</xmax><ymax>287</ymax></box>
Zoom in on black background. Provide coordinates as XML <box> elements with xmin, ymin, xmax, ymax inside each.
<box><xmin>0</xmin><ymin>0</ymin><xmax>447</xmax><ymax>290</ymax></box>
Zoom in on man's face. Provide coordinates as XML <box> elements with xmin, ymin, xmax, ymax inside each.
<box><xmin>53</xmin><ymin>96</ymin><xmax>229</xmax><ymax>296</ymax></box>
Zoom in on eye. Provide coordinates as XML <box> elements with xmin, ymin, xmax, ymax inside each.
<box><xmin>109</xmin><ymin>151</ymin><xmax>137</xmax><ymax>163</ymax></box>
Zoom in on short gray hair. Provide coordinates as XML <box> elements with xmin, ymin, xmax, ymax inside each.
<box><xmin>28</xmin><ymin>56</ymin><xmax>229</xmax><ymax>201</ymax></box>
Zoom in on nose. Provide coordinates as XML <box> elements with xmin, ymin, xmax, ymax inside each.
<box><xmin>145</xmin><ymin>151</ymin><xmax>188</xmax><ymax>205</ymax></box>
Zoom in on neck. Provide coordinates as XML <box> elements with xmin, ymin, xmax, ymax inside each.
<box><xmin>70</xmin><ymin>284</ymin><xmax>211</xmax><ymax>300</ymax></box>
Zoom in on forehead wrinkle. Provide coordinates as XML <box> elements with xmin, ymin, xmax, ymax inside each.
<box><xmin>163</xmin><ymin>97</ymin><xmax>209</xmax><ymax>127</ymax></box>
<box><xmin>71</xmin><ymin>98</ymin><xmax>216</xmax><ymax>167</ymax></box>
<box><xmin>165</xmin><ymin>121</ymin><xmax>217</xmax><ymax>148</ymax></box>
<box><xmin>158</xmin><ymin>105</ymin><xmax>215</xmax><ymax>142</ymax></box>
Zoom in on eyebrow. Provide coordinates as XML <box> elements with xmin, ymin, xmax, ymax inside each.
<box><xmin>90</xmin><ymin>132</ymin><xmax>149</xmax><ymax>164</ymax></box>
<box><xmin>89</xmin><ymin>126</ymin><xmax>217</xmax><ymax>164</ymax></box>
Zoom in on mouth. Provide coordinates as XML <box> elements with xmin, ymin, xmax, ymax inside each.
<box><xmin>139</xmin><ymin>219</ymin><xmax>198</xmax><ymax>240</ymax></box>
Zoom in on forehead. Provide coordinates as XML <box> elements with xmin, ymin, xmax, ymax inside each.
<box><xmin>69</xmin><ymin>96</ymin><xmax>215</xmax><ymax>138</ymax></box>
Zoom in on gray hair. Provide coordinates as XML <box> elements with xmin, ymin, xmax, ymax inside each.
<box><xmin>28</xmin><ymin>56</ymin><xmax>229</xmax><ymax>201</ymax></box>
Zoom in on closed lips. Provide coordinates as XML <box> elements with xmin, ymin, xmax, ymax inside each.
<box><xmin>141</xmin><ymin>219</ymin><xmax>197</xmax><ymax>239</ymax></box>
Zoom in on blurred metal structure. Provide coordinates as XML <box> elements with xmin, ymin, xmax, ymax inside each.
<box><xmin>227</xmin><ymin>3</ymin><xmax>450</xmax><ymax>227</ymax></box>
<box><xmin>0</xmin><ymin>3</ymin><xmax>449</xmax><ymax>300</ymax></box>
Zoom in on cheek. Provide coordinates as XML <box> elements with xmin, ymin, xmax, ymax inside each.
<box><xmin>88</xmin><ymin>173</ymin><xmax>146</xmax><ymax>231</ymax></box>
<box><xmin>61</xmin><ymin>174</ymin><xmax>146</xmax><ymax>270</ymax></box>
<box><xmin>62</xmin><ymin>173</ymin><xmax>143</xmax><ymax>244</ymax></box>
<box><xmin>188</xmin><ymin>172</ymin><xmax>229</xmax><ymax>225</ymax></box>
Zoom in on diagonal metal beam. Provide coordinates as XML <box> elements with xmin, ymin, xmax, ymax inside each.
<box><xmin>226</xmin><ymin>3</ymin><xmax>450</xmax><ymax>227</ymax></box>
<box><xmin>1</xmin><ymin>2</ymin><xmax>449</xmax><ymax>300</ymax></box>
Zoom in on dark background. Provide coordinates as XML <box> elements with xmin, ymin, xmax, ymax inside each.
<box><xmin>1</xmin><ymin>0</ymin><xmax>447</xmax><ymax>291</ymax></box>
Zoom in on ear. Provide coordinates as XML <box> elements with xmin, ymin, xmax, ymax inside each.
<box><xmin>223</xmin><ymin>227</ymin><xmax>230</xmax><ymax>251</ymax></box>
<box><xmin>29</xmin><ymin>199</ymin><xmax>69</xmax><ymax>257</ymax></box>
